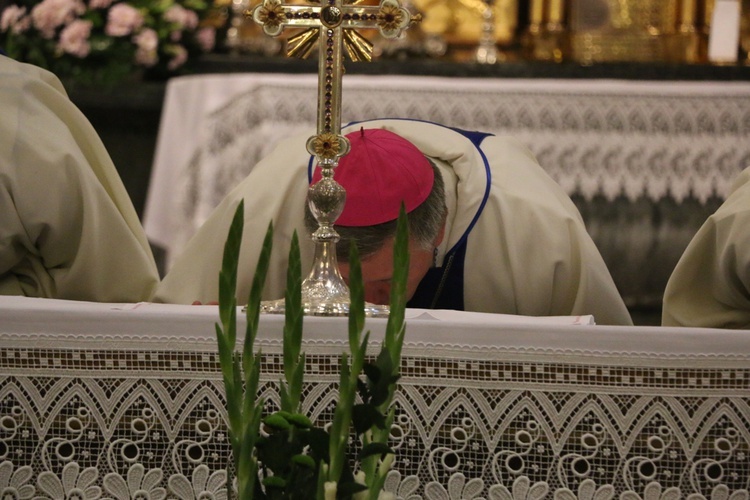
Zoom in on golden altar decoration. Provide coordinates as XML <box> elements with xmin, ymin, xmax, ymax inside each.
<box><xmin>211</xmin><ymin>0</ymin><xmax>747</xmax><ymax>64</ymax></box>
<box><xmin>413</xmin><ymin>0</ymin><xmax>517</xmax><ymax>47</ymax></box>
<box><xmin>569</xmin><ymin>0</ymin><xmax>714</xmax><ymax>64</ymax></box>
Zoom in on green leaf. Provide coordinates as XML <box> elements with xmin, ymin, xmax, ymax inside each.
<box><xmin>237</xmin><ymin>402</ymin><xmax>262</xmax><ymax>498</ymax></box>
<box><xmin>368</xmin><ymin>348</ymin><xmax>399</xmax><ymax>407</ymax></box>
<box><xmin>282</xmin><ymin>231</ymin><xmax>304</xmax><ymax>412</ymax></box>
<box><xmin>242</xmin><ymin>351</ymin><xmax>262</xmax><ymax>422</ymax></box>
<box><xmin>230</xmin><ymin>354</ymin><xmax>243</xmax><ymax>432</ymax></box>
<box><xmin>214</xmin><ymin>323</ymin><xmax>235</xmax><ymax>394</ymax></box>
<box><xmin>264</xmin><ymin>412</ymin><xmax>292</xmax><ymax>431</ymax></box>
<box><xmin>262</xmin><ymin>476</ymin><xmax>287</xmax><ymax>489</ymax></box>
<box><xmin>245</xmin><ymin>220</ymin><xmax>273</xmax><ymax>373</ymax></box>
<box><xmin>356</xmin><ymin>377</ymin><xmax>370</xmax><ymax>404</ymax></box>
<box><xmin>256</xmin><ymin>428</ymin><xmax>305</xmax><ymax>474</ymax></box>
<box><xmin>351</xmin><ymin>404</ymin><xmax>386</xmax><ymax>434</ymax></box>
<box><xmin>336</xmin><ymin>481</ymin><xmax>369</xmax><ymax>497</ymax></box>
<box><xmin>214</xmin><ymin>320</ymin><xmax>241</xmax><ymax>459</ymax></box>
<box><xmin>327</xmin><ymin>353</ymin><xmax>351</xmax><ymax>484</ymax></box>
<box><xmin>285</xmin><ymin>231</ymin><xmax>303</xmax><ymax>354</ymax></box>
<box><xmin>362</xmin><ymin>362</ymin><xmax>381</xmax><ymax>385</ymax></box>
<box><xmin>219</xmin><ymin>200</ymin><xmax>244</xmax><ymax>329</ymax></box>
<box><xmin>355</xmin><ymin>207</ymin><xmax>410</xmax><ymax>492</ymax></box>
<box><xmin>291</xmin><ymin>454</ymin><xmax>316</xmax><ymax>469</ymax></box>
<box><xmin>347</xmin><ymin>243</ymin><xmax>365</xmax><ymax>352</ymax></box>
<box><xmin>279</xmin><ymin>382</ymin><xmax>292</xmax><ymax>414</ymax></box>
<box><xmin>304</xmin><ymin>428</ymin><xmax>330</xmax><ymax>462</ymax></box>
<box><xmin>358</xmin><ymin>442</ymin><xmax>394</xmax><ymax>461</ymax></box>
<box><xmin>290</xmin><ymin>353</ymin><xmax>306</xmax><ymax>412</ymax></box>
<box><xmin>385</xmin><ymin>204</ymin><xmax>409</xmax><ymax>364</ymax></box>
<box><xmin>286</xmin><ymin>412</ymin><xmax>313</xmax><ymax>429</ymax></box>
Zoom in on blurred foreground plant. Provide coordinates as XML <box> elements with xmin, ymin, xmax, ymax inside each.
<box><xmin>214</xmin><ymin>199</ymin><xmax>409</xmax><ymax>499</ymax></box>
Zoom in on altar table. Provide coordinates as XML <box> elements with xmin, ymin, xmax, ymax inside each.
<box><xmin>143</xmin><ymin>73</ymin><xmax>750</xmax><ymax>271</ymax></box>
<box><xmin>1</xmin><ymin>296</ymin><xmax>748</xmax><ymax>497</ymax></box>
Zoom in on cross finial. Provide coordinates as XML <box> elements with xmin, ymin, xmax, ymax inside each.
<box><xmin>251</xmin><ymin>0</ymin><xmax>417</xmax><ymax>159</ymax></box>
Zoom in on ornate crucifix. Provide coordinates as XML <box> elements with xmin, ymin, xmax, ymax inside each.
<box><xmin>251</xmin><ymin>0</ymin><xmax>419</xmax><ymax>316</ymax></box>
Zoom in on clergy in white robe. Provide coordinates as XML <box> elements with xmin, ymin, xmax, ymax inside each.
<box><xmin>662</xmin><ymin>166</ymin><xmax>750</xmax><ymax>328</ymax></box>
<box><xmin>155</xmin><ymin>119</ymin><xmax>632</xmax><ymax>325</ymax></box>
<box><xmin>0</xmin><ymin>56</ymin><xmax>159</xmax><ymax>302</ymax></box>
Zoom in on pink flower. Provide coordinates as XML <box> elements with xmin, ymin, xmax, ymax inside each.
<box><xmin>133</xmin><ymin>27</ymin><xmax>158</xmax><ymax>51</ymax></box>
<box><xmin>133</xmin><ymin>28</ymin><xmax>158</xmax><ymax>66</ymax></box>
<box><xmin>163</xmin><ymin>5</ymin><xmax>198</xmax><ymax>30</ymax></box>
<box><xmin>58</xmin><ymin>18</ymin><xmax>92</xmax><ymax>57</ymax></box>
<box><xmin>1</xmin><ymin>5</ymin><xmax>30</xmax><ymax>34</ymax></box>
<box><xmin>30</xmin><ymin>0</ymin><xmax>86</xmax><ymax>39</ymax></box>
<box><xmin>89</xmin><ymin>0</ymin><xmax>114</xmax><ymax>8</ymax></box>
<box><xmin>196</xmin><ymin>27</ymin><xmax>215</xmax><ymax>52</ymax></box>
<box><xmin>105</xmin><ymin>3</ymin><xmax>143</xmax><ymax>37</ymax></box>
<box><xmin>167</xmin><ymin>44</ymin><xmax>188</xmax><ymax>70</ymax></box>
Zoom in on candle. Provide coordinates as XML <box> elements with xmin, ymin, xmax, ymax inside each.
<box><xmin>547</xmin><ymin>0</ymin><xmax>564</xmax><ymax>24</ymax></box>
<box><xmin>530</xmin><ymin>0</ymin><xmax>544</xmax><ymax>25</ymax></box>
<box><xmin>680</xmin><ymin>0</ymin><xmax>696</xmax><ymax>26</ymax></box>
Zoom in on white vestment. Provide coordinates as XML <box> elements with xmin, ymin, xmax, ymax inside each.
<box><xmin>156</xmin><ymin>119</ymin><xmax>632</xmax><ymax>325</ymax></box>
<box><xmin>0</xmin><ymin>57</ymin><xmax>159</xmax><ymax>302</ymax></box>
<box><xmin>662</xmin><ymin>166</ymin><xmax>750</xmax><ymax>328</ymax></box>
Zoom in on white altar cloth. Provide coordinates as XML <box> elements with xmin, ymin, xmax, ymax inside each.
<box><xmin>0</xmin><ymin>296</ymin><xmax>598</xmax><ymax>343</ymax></box>
<box><xmin>1</xmin><ymin>295</ymin><xmax>749</xmax><ymax>498</ymax></box>
<box><xmin>143</xmin><ymin>73</ymin><xmax>750</xmax><ymax>267</ymax></box>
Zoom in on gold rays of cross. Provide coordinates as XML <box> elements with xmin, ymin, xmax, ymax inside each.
<box><xmin>251</xmin><ymin>0</ymin><xmax>420</xmax><ymax>63</ymax></box>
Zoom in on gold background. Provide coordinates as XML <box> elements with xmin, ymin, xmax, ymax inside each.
<box><xmin>412</xmin><ymin>0</ymin><xmax>518</xmax><ymax>45</ymax></box>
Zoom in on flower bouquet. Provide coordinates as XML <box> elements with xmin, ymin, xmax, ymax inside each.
<box><xmin>215</xmin><ymin>199</ymin><xmax>410</xmax><ymax>499</ymax></box>
<box><xmin>0</xmin><ymin>0</ymin><xmax>216</xmax><ymax>86</ymax></box>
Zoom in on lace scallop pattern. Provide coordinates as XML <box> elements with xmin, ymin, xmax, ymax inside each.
<box><xmin>0</xmin><ymin>339</ymin><xmax>748</xmax><ymax>499</ymax></box>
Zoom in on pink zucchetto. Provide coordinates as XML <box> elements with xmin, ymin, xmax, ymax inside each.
<box><xmin>311</xmin><ymin>128</ymin><xmax>434</xmax><ymax>227</ymax></box>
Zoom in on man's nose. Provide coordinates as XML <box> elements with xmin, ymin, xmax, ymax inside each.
<box><xmin>364</xmin><ymin>283</ymin><xmax>391</xmax><ymax>305</ymax></box>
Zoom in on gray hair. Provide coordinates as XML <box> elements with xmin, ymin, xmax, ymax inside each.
<box><xmin>304</xmin><ymin>159</ymin><xmax>447</xmax><ymax>260</ymax></box>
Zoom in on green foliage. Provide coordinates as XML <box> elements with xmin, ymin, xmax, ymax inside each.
<box><xmin>215</xmin><ymin>200</ymin><xmax>410</xmax><ymax>499</ymax></box>
<box><xmin>356</xmin><ymin>205</ymin><xmax>409</xmax><ymax>499</ymax></box>
<box><xmin>216</xmin><ymin>200</ymin><xmax>265</xmax><ymax>499</ymax></box>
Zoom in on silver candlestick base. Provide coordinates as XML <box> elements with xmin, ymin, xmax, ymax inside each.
<box><xmin>260</xmin><ymin>157</ymin><xmax>389</xmax><ymax>318</ymax></box>
<box><xmin>259</xmin><ymin>239</ymin><xmax>390</xmax><ymax>317</ymax></box>
<box><xmin>260</xmin><ymin>295</ymin><xmax>390</xmax><ymax>317</ymax></box>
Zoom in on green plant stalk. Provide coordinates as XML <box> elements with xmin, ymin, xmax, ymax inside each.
<box><xmin>235</xmin><ymin>219</ymin><xmax>275</xmax><ymax>497</ymax></box>
<box><xmin>362</xmin><ymin>206</ymin><xmax>410</xmax><ymax>498</ymax></box>
<box><xmin>383</xmin><ymin>206</ymin><xmax>409</xmax><ymax>371</ymax></box>
<box><xmin>326</xmin><ymin>338</ymin><xmax>369</xmax><ymax>488</ymax></box>
<box><xmin>245</xmin><ymin>219</ymin><xmax>273</xmax><ymax>375</ymax></box>
<box><xmin>215</xmin><ymin>201</ymin><xmax>409</xmax><ymax>499</ymax></box>
<box><xmin>281</xmin><ymin>232</ymin><xmax>305</xmax><ymax>413</ymax></box>
<box><xmin>316</xmin><ymin>462</ymin><xmax>329</xmax><ymax>500</ymax></box>
<box><xmin>215</xmin><ymin>201</ymin><xmax>276</xmax><ymax>499</ymax></box>
<box><xmin>216</xmin><ymin>202</ymin><xmax>244</xmax><ymax>464</ymax></box>
<box><xmin>325</xmin><ymin>243</ymin><xmax>369</xmax><ymax>489</ymax></box>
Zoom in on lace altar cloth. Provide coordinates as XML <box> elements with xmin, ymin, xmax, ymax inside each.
<box><xmin>1</xmin><ymin>296</ymin><xmax>749</xmax><ymax>498</ymax></box>
<box><xmin>143</xmin><ymin>74</ymin><xmax>750</xmax><ymax>265</ymax></box>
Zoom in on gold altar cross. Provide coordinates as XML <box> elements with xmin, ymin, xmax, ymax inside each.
<box><xmin>251</xmin><ymin>0</ymin><xmax>419</xmax><ymax>317</ymax></box>
<box><xmin>251</xmin><ymin>0</ymin><xmax>416</xmax><ymax>160</ymax></box>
